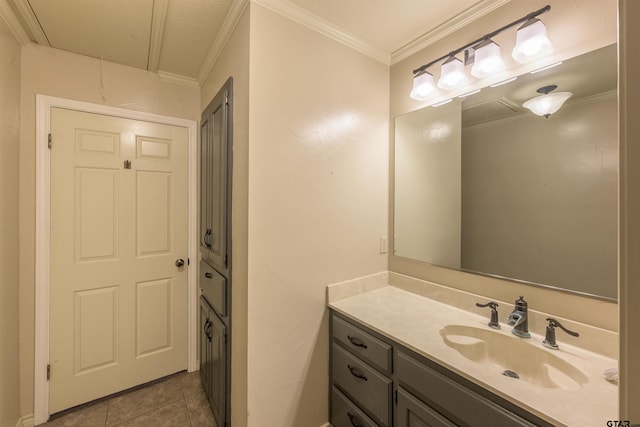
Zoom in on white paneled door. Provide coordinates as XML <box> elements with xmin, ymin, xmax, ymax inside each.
<box><xmin>49</xmin><ymin>108</ymin><xmax>189</xmax><ymax>413</ymax></box>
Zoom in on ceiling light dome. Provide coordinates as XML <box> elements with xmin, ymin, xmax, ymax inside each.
<box><xmin>410</xmin><ymin>70</ymin><xmax>437</xmax><ymax>101</ymax></box>
<box><xmin>471</xmin><ymin>40</ymin><xmax>506</xmax><ymax>78</ymax></box>
<box><xmin>522</xmin><ymin>85</ymin><xmax>572</xmax><ymax>118</ymax></box>
<box><xmin>512</xmin><ymin>18</ymin><xmax>554</xmax><ymax>63</ymax></box>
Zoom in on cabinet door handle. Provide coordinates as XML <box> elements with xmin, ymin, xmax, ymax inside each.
<box><xmin>204</xmin><ymin>319</ymin><xmax>212</xmax><ymax>340</ymax></box>
<box><xmin>347</xmin><ymin>364</ymin><xmax>368</xmax><ymax>381</ymax></box>
<box><xmin>205</xmin><ymin>272</ymin><xmax>213</xmax><ymax>279</ymax></box>
<box><xmin>347</xmin><ymin>412</ymin><xmax>365</xmax><ymax>427</ymax></box>
<box><xmin>347</xmin><ymin>335</ymin><xmax>368</xmax><ymax>349</ymax></box>
<box><xmin>204</xmin><ymin>229</ymin><xmax>213</xmax><ymax>249</ymax></box>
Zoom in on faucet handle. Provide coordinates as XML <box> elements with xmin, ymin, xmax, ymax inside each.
<box><xmin>543</xmin><ymin>317</ymin><xmax>579</xmax><ymax>350</ymax></box>
<box><xmin>475</xmin><ymin>302</ymin><xmax>500</xmax><ymax>329</ymax></box>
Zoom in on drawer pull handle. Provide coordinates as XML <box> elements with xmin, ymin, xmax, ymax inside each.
<box><xmin>347</xmin><ymin>364</ymin><xmax>368</xmax><ymax>381</ymax></box>
<box><xmin>347</xmin><ymin>412</ymin><xmax>365</xmax><ymax>427</ymax></box>
<box><xmin>347</xmin><ymin>335</ymin><xmax>368</xmax><ymax>349</ymax></box>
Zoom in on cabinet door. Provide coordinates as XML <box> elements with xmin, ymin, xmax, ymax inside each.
<box><xmin>199</xmin><ymin>297</ymin><xmax>212</xmax><ymax>399</ymax></box>
<box><xmin>208</xmin><ymin>309</ymin><xmax>227</xmax><ymax>427</ymax></box>
<box><xmin>396</xmin><ymin>388</ymin><xmax>456</xmax><ymax>427</ymax></box>
<box><xmin>200</xmin><ymin>78</ymin><xmax>232</xmax><ymax>274</ymax></box>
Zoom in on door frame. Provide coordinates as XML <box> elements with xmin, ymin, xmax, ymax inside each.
<box><xmin>34</xmin><ymin>94</ymin><xmax>198</xmax><ymax>424</ymax></box>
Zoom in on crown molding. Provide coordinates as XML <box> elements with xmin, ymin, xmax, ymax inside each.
<box><xmin>7</xmin><ymin>0</ymin><xmax>49</xmax><ymax>45</ymax></box>
<box><xmin>148</xmin><ymin>0</ymin><xmax>169</xmax><ymax>72</ymax></box>
<box><xmin>251</xmin><ymin>0</ymin><xmax>390</xmax><ymax>65</ymax></box>
<box><xmin>157</xmin><ymin>70</ymin><xmax>200</xmax><ymax>88</ymax></box>
<box><xmin>391</xmin><ymin>0</ymin><xmax>513</xmax><ymax>65</ymax></box>
<box><xmin>197</xmin><ymin>0</ymin><xmax>250</xmax><ymax>85</ymax></box>
<box><xmin>0</xmin><ymin>0</ymin><xmax>31</xmax><ymax>45</ymax></box>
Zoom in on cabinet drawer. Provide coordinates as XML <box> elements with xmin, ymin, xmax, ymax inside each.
<box><xmin>332</xmin><ymin>344</ymin><xmax>391</xmax><ymax>426</ymax></box>
<box><xmin>331</xmin><ymin>386</ymin><xmax>378</xmax><ymax>427</ymax></box>
<box><xmin>396</xmin><ymin>352</ymin><xmax>537</xmax><ymax>427</ymax></box>
<box><xmin>333</xmin><ymin>315</ymin><xmax>392</xmax><ymax>374</ymax></box>
<box><xmin>200</xmin><ymin>261</ymin><xmax>226</xmax><ymax>317</ymax></box>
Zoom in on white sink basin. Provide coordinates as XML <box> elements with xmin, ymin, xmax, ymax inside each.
<box><xmin>440</xmin><ymin>325</ymin><xmax>588</xmax><ymax>390</ymax></box>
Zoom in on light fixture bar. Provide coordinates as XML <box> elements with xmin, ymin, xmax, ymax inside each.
<box><xmin>412</xmin><ymin>5</ymin><xmax>551</xmax><ymax>76</ymax></box>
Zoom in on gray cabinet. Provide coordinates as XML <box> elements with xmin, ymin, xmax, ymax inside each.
<box><xmin>396</xmin><ymin>388</ymin><xmax>455</xmax><ymax>427</ymax></box>
<box><xmin>329</xmin><ymin>311</ymin><xmax>554</xmax><ymax>427</ymax></box>
<box><xmin>200</xmin><ymin>77</ymin><xmax>232</xmax><ymax>276</ymax></box>
<box><xmin>200</xmin><ymin>296</ymin><xmax>226</xmax><ymax>425</ymax></box>
<box><xmin>200</xmin><ymin>78</ymin><xmax>233</xmax><ymax>427</ymax></box>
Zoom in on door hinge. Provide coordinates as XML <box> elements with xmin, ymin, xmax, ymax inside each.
<box><xmin>48</xmin><ymin>134</ymin><xmax>52</xmax><ymax>149</ymax></box>
<box><xmin>47</xmin><ymin>364</ymin><xmax>51</xmax><ymax>381</ymax></box>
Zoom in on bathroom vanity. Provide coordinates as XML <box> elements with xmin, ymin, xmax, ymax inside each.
<box><xmin>328</xmin><ymin>278</ymin><xmax>618</xmax><ymax>427</ymax></box>
<box><xmin>330</xmin><ymin>312</ymin><xmax>551</xmax><ymax>427</ymax></box>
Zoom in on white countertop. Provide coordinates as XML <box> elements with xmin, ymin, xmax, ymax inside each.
<box><xmin>328</xmin><ymin>285</ymin><xmax>618</xmax><ymax>427</ymax></box>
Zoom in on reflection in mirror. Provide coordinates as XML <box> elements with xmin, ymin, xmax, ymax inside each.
<box><xmin>394</xmin><ymin>44</ymin><xmax>618</xmax><ymax>301</ymax></box>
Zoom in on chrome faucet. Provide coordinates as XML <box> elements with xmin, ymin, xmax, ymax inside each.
<box><xmin>506</xmin><ymin>296</ymin><xmax>530</xmax><ymax>338</ymax></box>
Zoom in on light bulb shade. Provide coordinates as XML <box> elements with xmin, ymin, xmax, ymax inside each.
<box><xmin>470</xmin><ymin>40</ymin><xmax>506</xmax><ymax>78</ymax></box>
<box><xmin>410</xmin><ymin>70</ymin><xmax>436</xmax><ymax>100</ymax></box>
<box><xmin>512</xmin><ymin>18</ymin><xmax>553</xmax><ymax>63</ymax></box>
<box><xmin>437</xmin><ymin>57</ymin><xmax>468</xmax><ymax>90</ymax></box>
<box><xmin>522</xmin><ymin>91</ymin><xmax>572</xmax><ymax>117</ymax></box>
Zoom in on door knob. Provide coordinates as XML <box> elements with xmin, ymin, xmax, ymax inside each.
<box><xmin>175</xmin><ymin>258</ymin><xmax>185</xmax><ymax>269</ymax></box>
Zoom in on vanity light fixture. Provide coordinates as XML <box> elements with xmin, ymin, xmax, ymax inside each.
<box><xmin>512</xmin><ymin>18</ymin><xmax>553</xmax><ymax>63</ymax></box>
<box><xmin>522</xmin><ymin>84</ymin><xmax>572</xmax><ymax>118</ymax></box>
<box><xmin>438</xmin><ymin>56</ymin><xmax>468</xmax><ymax>90</ymax></box>
<box><xmin>410</xmin><ymin>5</ymin><xmax>552</xmax><ymax>101</ymax></box>
<box><xmin>410</xmin><ymin>69</ymin><xmax>437</xmax><ymax>101</ymax></box>
<box><xmin>470</xmin><ymin>40</ymin><xmax>506</xmax><ymax>78</ymax></box>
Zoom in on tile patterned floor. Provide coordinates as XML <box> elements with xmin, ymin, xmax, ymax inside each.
<box><xmin>40</xmin><ymin>371</ymin><xmax>216</xmax><ymax>427</ymax></box>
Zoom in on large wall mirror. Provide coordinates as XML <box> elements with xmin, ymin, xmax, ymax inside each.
<box><xmin>394</xmin><ymin>43</ymin><xmax>618</xmax><ymax>301</ymax></box>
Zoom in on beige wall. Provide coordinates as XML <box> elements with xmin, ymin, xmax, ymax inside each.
<box><xmin>619</xmin><ymin>0</ymin><xmax>640</xmax><ymax>421</ymax></box>
<box><xmin>389</xmin><ymin>0</ymin><xmax>619</xmax><ymax>330</ymax></box>
<box><xmin>0</xmin><ymin>18</ymin><xmax>22</xmax><ymax>427</ymax></box>
<box><xmin>18</xmin><ymin>44</ymin><xmax>200</xmax><ymax>417</ymax></box>
<box><xmin>246</xmin><ymin>4</ymin><xmax>389</xmax><ymax>426</ymax></box>
<box><xmin>200</xmin><ymin>5</ymin><xmax>250</xmax><ymax>427</ymax></box>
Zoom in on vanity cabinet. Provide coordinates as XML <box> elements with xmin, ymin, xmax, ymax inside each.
<box><xmin>329</xmin><ymin>311</ymin><xmax>554</xmax><ymax>427</ymax></box>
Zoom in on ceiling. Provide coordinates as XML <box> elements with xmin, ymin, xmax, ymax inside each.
<box><xmin>2</xmin><ymin>0</ymin><xmax>508</xmax><ymax>86</ymax></box>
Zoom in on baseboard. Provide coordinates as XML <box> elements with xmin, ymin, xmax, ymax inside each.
<box><xmin>14</xmin><ymin>415</ymin><xmax>34</xmax><ymax>427</ymax></box>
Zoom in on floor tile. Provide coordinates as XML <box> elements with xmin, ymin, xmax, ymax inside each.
<box><xmin>110</xmin><ymin>400</ymin><xmax>190</xmax><ymax>427</ymax></box>
<box><xmin>106</xmin><ymin>376</ymin><xmax>183</xmax><ymax>425</ymax></box>
<box><xmin>179</xmin><ymin>371</ymin><xmax>204</xmax><ymax>400</ymax></box>
<box><xmin>43</xmin><ymin>401</ymin><xmax>108</xmax><ymax>427</ymax></box>
<box><xmin>186</xmin><ymin>390</ymin><xmax>216</xmax><ymax>427</ymax></box>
